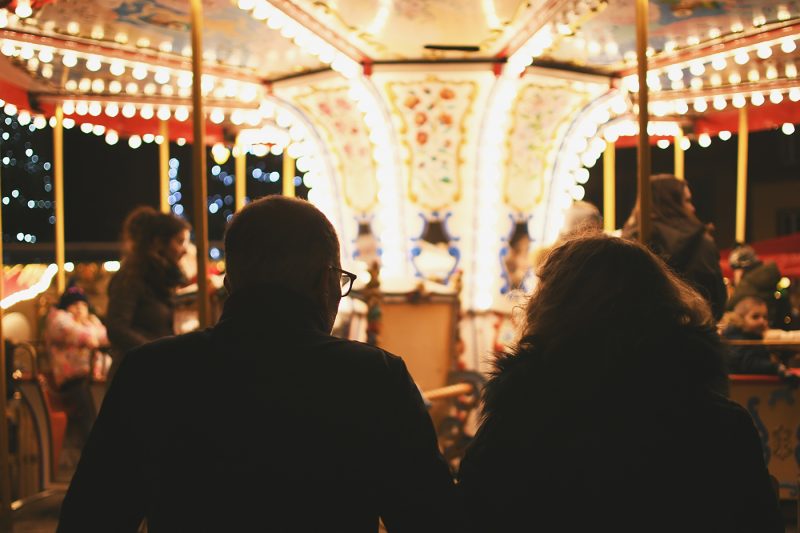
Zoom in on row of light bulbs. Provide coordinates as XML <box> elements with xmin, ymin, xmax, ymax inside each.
<box><xmin>637</xmin><ymin>35</ymin><xmax>800</xmax><ymax>88</ymax></box>
<box><xmin>619</xmin><ymin>6</ymin><xmax>796</xmax><ymax>64</ymax></box>
<box><xmin>237</xmin><ymin>0</ymin><xmax>360</xmax><ymax>79</ymax></box>
<box><xmin>0</xmin><ymin>38</ymin><xmax>264</xmax><ymax>104</ymax></box>
<box><xmin>648</xmin><ymin>86</ymin><xmax>800</xmax><ymax>116</ymax></box>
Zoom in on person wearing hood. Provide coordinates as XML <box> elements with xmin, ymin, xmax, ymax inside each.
<box><xmin>458</xmin><ymin>235</ymin><xmax>782</xmax><ymax>532</ymax></box>
<box><xmin>728</xmin><ymin>244</ymin><xmax>791</xmax><ymax>328</ymax></box>
<box><xmin>622</xmin><ymin>174</ymin><xmax>726</xmax><ymax>320</ymax></box>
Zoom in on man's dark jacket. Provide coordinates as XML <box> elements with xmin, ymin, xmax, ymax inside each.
<box><xmin>58</xmin><ymin>285</ymin><xmax>459</xmax><ymax>532</ymax></box>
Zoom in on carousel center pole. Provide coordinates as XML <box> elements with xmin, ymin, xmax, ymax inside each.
<box><xmin>53</xmin><ymin>105</ymin><xmax>66</xmax><ymax>293</ymax></box>
<box><xmin>674</xmin><ymin>126</ymin><xmax>685</xmax><ymax>180</ymax></box>
<box><xmin>736</xmin><ymin>106</ymin><xmax>749</xmax><ymax>243</ymax></box>
<box><xmin>635</xmin><ymin>0</ymin><xmax>652</xmax><ymax>244</ymax></box>
<box><xmin>603</xmin><ymin>142</ymin><xmax>616</xmax><ymax>232</ymax></box>
<box><xmin>190</xmin><ymin>0</ymin><xmax>210</xmax><ymax>328</ymax></box>
<box><xmin>234</xmin><ymin>135</ymin><xmax>246</xmax><ymax>211</ymax></box>
<box><xmin>159</xmin><ymin>120</ymin><xmax>170</xmax><ymax>214</ymax></box>
<box><xmin>0</xmin><ymin>145</ymin><xmax>13</xmax><ymax>531</ymax></box>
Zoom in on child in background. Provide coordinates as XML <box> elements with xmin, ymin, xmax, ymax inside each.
<box><xmin>44</xmin><ymin>287</ymin><xmax>108</xmax><ymax>469</ymax></box>
<box><xmin>722</xmin><ymin>296</ymin><xmax>790</xmax><ymax>377</ymax></box>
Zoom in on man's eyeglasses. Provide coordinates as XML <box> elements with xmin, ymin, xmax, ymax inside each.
<box><xmin>330</xmin><ymin>266</ymin><xmax>357</xmax><ymax>297</ymax></box>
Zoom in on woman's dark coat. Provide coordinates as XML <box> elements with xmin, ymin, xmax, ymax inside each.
<box><xmin>458</xmin><ymin>328</ymin><xmax>783</xmax><ymax>532</ymax></box>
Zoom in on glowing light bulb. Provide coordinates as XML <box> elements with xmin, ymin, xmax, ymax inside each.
<box><xmin>62</xmin><ymin>52</ymin><xmax>78</xmax><ymax>68</ymax></box>
<box><xmin>693</xmin><ymin>98</ymin><xmax>708</xmax><ymax>112</ymax></box>
<box><xmin>154</xmin><ymin>68</ymin><xmax>170</xmax><ymax>84</ymax></box>
<box><xmin>109</xmin><ymin>60</ymin><xmax>125</xmax><ymax>76</ymax></box>
<box><xmin>121</xmin><ymin>103</ymin><xmax>136</xmax><ymax>118</ymax></box>
<box><xmin>114</xmin><ymin>33</ymin><xmax>128</xmax><ymax>44</ymax></box>
<box><xmin>718</xmin><ymin>130</ymin><xmax>731</xmax><ymax>141</ymax></box>
<box><xmin>105</xmin><ymin>131</ymin><xmax>119</xmax><ymax>145</ymax></box>
<box><xmin>209</xmin><ymin>108</ymin><xmax>225</xmax><ymax>124</ymax></box>
<box><xmin>132</xmin><ymin>64</ymin><xmax>148</xmax><ymax>80</ymax></box>
<box><xmin>125</xmin><ymin>82</ymin><xmax>138</xmax><ymax>94</ymax></box>
<box><xmin>770</xmin><ymin>90</ymin><xmax>784</xmax><ymax>104</ymax></box>
<box><xmin>38</xmin><ymin>48</ymin><xmax>54</xmax><ymax>63</ymax></box>
<box><xmin>88</xmin><ymin>101</ymin><xmax>102</xmax><ymax>116</ymax></box>
<box><xmin>709</xmin><ymin>73</ymin><xmax>722</xmax><ymax>86</ymax></box>
<box><xmin>756</xmin><ymin>45</ymin><xmax>772</xmax><ymax>59</ymax></box>
<box><xmin>748</xmin><ymin>69</ymin><xmax>760</xmax><ymax>82</ymax></box>
<box><xmin>140</xmin><ymin>104</ymin><xmax>154</xmax><ymax>120</ymax></box>
<box><xmin>766</xmin><ymin>65</ymin><xmax>778</xmax><ymax>80</ymax></box>
<box><xmin>65</xmin><ymin>79</ymin><xmax>78</xmax><ymax>92</ymax></box>
<box><xmin>712</xmin><ymin>96</ymin><xmax>727</xmax><ymax>110</ymax></box>
<box><xmin>156</xmin><ymin>105</ymin><xmax>171</xmax><ymax>121</ymax></box>
<box><xmin>781</xmin><ymin>39</ymin><xmax>797</xmax><ymax>54</ymax></box>
<box><xmin>680</xmin><ymin>137</ymin><xmax>691</xmax><ymax>151</ymax></box>
<box><xmin>728</xmin><ymin>72</ymin><xmax>741</xmax><ymax>84</ymax></box>
<box><xmin>75</xmin><ymin>101</ymin><xmax>89</xmax><ymax>115</ymax></box>
<box><xmin>41</xmin><ymin>64</ymin><xmax>53</xmax><ymax>78</ymax></box>
<box><xmin>91</xmin><ymin>79</ymin><xmax>105</xmax><ymax>93</ymax></box>
<box><xmin>781</xmin><ymin>122</ymin><xmax>795</xmax><ymax>135</ymax></box>
<box><xmin>734</xmin><ymin>51</ymin><xmax>749</xmax><ymax>65</ymax></box>
<box><xmin>105</xmin><ymin>103</ymin><xmax>119</xmax><ymax>117</ymax></box>
<box><xmin>689</xmin><ymin>62</ymin><xmax>705</xmax><ymax>76</ymax></box>
<box><xmin>690</xmin><ymin>77</ymin><xmax>703</xmax><ymax>89</ymax></box>
<box><xmin>731</xmin><ymin>22</ymin><xmax>744</xmax><ymax>33</ymax></box>
<box><xmin>143</xmin><ymin>133</ymin><xmax>155</xmax><ymax>144</ymax></box>
<box><xmin>78</xmin><ymin>78</ymin><xmax>91</xmax><ymax>92</ymax></box>
<box><xmin>66</xmin><ymin>22</ymin><xmax>80</xmax><ymax>35</ymax></box>
<box><xmin>786</xmin><ymin>62</ymin><xmax>798</xmax><ymax>78</ymax></box>
<box><xmin>667</xmin><ymin>68</ymin><xmax>683</xmax><ymax>82</ymax></box>
<box><xmin>92</xmin><ymin>124</ymin><xmax>105</xmax><ymax>136</ymax></box>
<box><xmin>128</xmin><ymin>135</ymin><xmax>142</xmax><ymax>149</ymax></box>
<box><xmin>62</xmin><ymin>101</ymin><xmax>75</xmax><ymax>115</ymax></box>
<box><xmin>790</xmin><ymin>88</ymin><xmax>800</xmax><ymax>102</ymax></box>
<box><xmin>177</xmin><ymin>72</ymin><xmax>192</xmax><ymax>88</ymax></box>
<box><xmin>698</xmin><ymin>133</ymin><xmax>711</xmax><ymax>147</ymax></box>
<box><xmin>15</xmin><ymin>0</ymin><xmax>33</xmax><ymax>18</ymax></box>
<box><xmin>711</xmin><ymin>55</ymin><xmax>726</xmax><ymax>70</ymax></box>
<box><xmin>143</xmin><ymin>83</ymin><xmax>157</xmax><ymax>96</ymax></box>
<box><xmin>85</xmin><ymin>55</ymin><xmax>102</xmax><ymax>71</ymax></box>
<box><xmin>657</xmin><ymin>139</ymin><xmax>670</xmax><ymax>149</ymax></box>
<box><xmin>109</xmin><ymin>80</ymin><xmax>122</xmax><ymax>94</ymax></box>
<box><xmin>161</xmin><ymin>85</ymin><xmax>174</xmax><ymax>97</ymax></box>
<box><xmin>751</xmin><ymin>92</ymin><xmax>765</xmax><ymax>106</ymax></box>
<box><xmin>732</xmin><ymin>94</ymin><xmax>746</xmax><ymax>108</ymax></box>
<box><xmin>174</xmin><ymin>107</ymin><xmax>189</xmax><ymax>122</ymax></box>
<box><xmin>675</xmin><ymin>100</ymin><xmax>689</xmax><ymax>115</ymax></box>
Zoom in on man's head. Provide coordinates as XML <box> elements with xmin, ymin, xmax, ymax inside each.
<box><xmin>224</xmin><ymin>196</ymin><xmax>342</xmax><ymax>331</ymax></box>
<box><xmin>733</xmin><ymin>296</ymin><xmax>769</xmax><ymax>335</ymax></box>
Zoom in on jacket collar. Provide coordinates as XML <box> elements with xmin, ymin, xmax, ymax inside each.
<box><xmin>217</xmin><ymin>283</ymin><xmax>329</xmax><ymax>334</ymax></box>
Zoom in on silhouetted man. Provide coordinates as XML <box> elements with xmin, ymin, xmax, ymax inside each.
<box><xmin>58</xmin><ymin>196</ymin><xmax>459</xmax><ymax>532</ymax></box>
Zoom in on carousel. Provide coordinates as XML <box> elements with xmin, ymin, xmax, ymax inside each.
<box><xmin>0</xmin><ymin>0</ymin><xmax>798</xmax><ymax>523</ymax></box>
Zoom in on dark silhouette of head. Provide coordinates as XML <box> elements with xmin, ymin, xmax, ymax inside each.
<box><xmin>224</xmin><ymin>196</ymin><xmax>341</xmax><ymax>331</ymax></box>
<box><xmin>506</xmin><ymin>234</ymin><xmax>720</xmax><ymax>391</ymax></box>
<box><xmin>122</xmin><ymin>206</ymin><xmax>190</xmax><ymax>271</ymax></box>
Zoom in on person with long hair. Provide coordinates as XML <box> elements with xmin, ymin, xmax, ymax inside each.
<box><xmin>105</xmin><ymin>206</ymin><xmax>190</xmax><ymax>382</ymax></box>
<box><xmin>622</xmin><ymin>174</ymin><xmax>726</xmax><ymax>319</ymax></box>
<box><xmin>458</xmin><ymin>235</ymin><xmax>782</xmax><ymax>532</ymax></box>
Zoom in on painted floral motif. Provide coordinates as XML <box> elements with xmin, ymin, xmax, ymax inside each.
<box><xmin>296</xmin><ymin>86</ymin><xmax>378</xmax><ymax>214</ymax></box>
<box><xmin>387</xmin><ymin>78</ymin><xmax>476</xmax><ymax>211</ymax></box>
<box><xmin>504</xmin><ymin>83</ymin><xmax>591</xmax><ymax>212</ymax></box>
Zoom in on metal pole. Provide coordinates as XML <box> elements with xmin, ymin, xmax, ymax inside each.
<box><xmin>53</xmin><ymin>105</ymin><xmax>65</xmax><ymax>293</ymax></box>
<box><xmin>0</xmin><ymin>145</ymin><xmax>14</xmax><ymax>530</ymax></box>
<box><xmin>635</xmin><ymin>0</ymin><xmax>652</xmax><ymax>244</ymax></box>
<box><xmin>234</xmin><ymin>135</ymin><xmax>246</xmax><ymax>211</ymax></box>
<box><xmin>674</xmin><ymin>127</ymin><xmax>684</xmax><ymax>180</ymax></box>
<box><xmin>603</xmin><ymin>142</ymin><xmax>616</xmax><ymax>232</ymax></box>
<box><xmin>159</xmin><ymin>120</ymin><xmax>170</xmax><ymax>214</ymax></box>
<box><xmin>189</xmin><ymin>0</ymin><xmax>210</xmax><ymax>328</ymax></box>
<box><xmin>282</xmin><ymin>155</ymin><xmax>295</xmax><ymax>197</ymax></box>
<box><xmin>736</xmin><ymin>106</ymin><xmax>749</xmax><ymax>243</ymax></box>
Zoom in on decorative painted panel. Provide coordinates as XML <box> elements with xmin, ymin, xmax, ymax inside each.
<box><xmin>504</xmin><ymin>82</ymin><xmax>593</xmax><ymax>213</ymax></box>
<box><xmin>295</xmin><ymin>85</ymin><xmax>379</xmax><ymax>214</ymax></box>
<box><xmin>386</xmin><ymin>77</ymin><xmax>477</xmax><ymax>211</ymax></box>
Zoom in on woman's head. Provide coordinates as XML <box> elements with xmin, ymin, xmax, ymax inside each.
<box><xmin>122</xmin><ymin>206</ymin><xmax>190</xmax><ymax>268</ymax></box>
<box><xmin>624</xmin><ymin>174</ymin><xmax>701</xmax><ymax>232</ymax></box>
<box><xmin>517</xmin><ymin>234</ymin><xmax>714</xmax><ymax>371</ymax></box>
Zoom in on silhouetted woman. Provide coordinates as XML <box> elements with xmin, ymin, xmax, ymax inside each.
<box><xmin>105</xmin><ymin>207</ymin><xmax>190</xmax><ymax>383</ymax></box>
<box><xmin>622</xmin><ymin>174</ymin><xmax>726</xmax><ymax>319</ymax></box>
<box><xmin>459</xmin><ymin>235</ymin><xmax>782</xmax><ymax>532</ymax></box>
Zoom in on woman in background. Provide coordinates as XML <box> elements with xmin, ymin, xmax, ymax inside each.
<box><xmin>622</xmin><ymin>174</ymin><xmax>726</xmax><ymax>319</ymax></box>
<box><xmin>105</xmin><ymin>206</ymin><xmax>190</xmax><ymax>382</ymax></box>
<box><xmin>459</xmin><ymin>235</ymin><xmax>782</xmax><ymax>532</ymax></box>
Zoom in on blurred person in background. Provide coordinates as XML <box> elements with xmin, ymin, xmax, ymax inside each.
<box><xmin>105</xmin><ymin>206</ymin><xmax>190</xmax><ymax>383</ymax></box>
<box><xmin>622</xmin><ymin>174</ymin><xmax>726</xmax><ymax>320</ymax></box>
<box><xmin>44</xmin><ymin>287</ymin><xmax>108</xmax><ymax>468</ymax></box>
<box><xmin>728</xmin><ymin>244</ymin><xmax>792</xmax><ymax>329</ymax></box>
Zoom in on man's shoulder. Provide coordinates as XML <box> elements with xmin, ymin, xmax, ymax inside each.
<box><xmin>322</xmin><ymin>336</ymin><xmax>406</xmax><ymax>373</ymax></box>
<box><xmin>123</xmin><ymin>330</ymin><xmax>212</xmax><ymax>369</ymax></box>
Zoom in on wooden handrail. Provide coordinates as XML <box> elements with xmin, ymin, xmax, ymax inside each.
<box><xmin>423</xmin><ymin>383</ymin><xmax>475</xmax><ymax>402</ymax></box>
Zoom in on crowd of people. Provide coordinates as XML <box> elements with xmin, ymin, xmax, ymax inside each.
<box><xmin>30</xmin><ymin>173</ymin><xmax>794</xmax><ymax>531</ymax></box>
